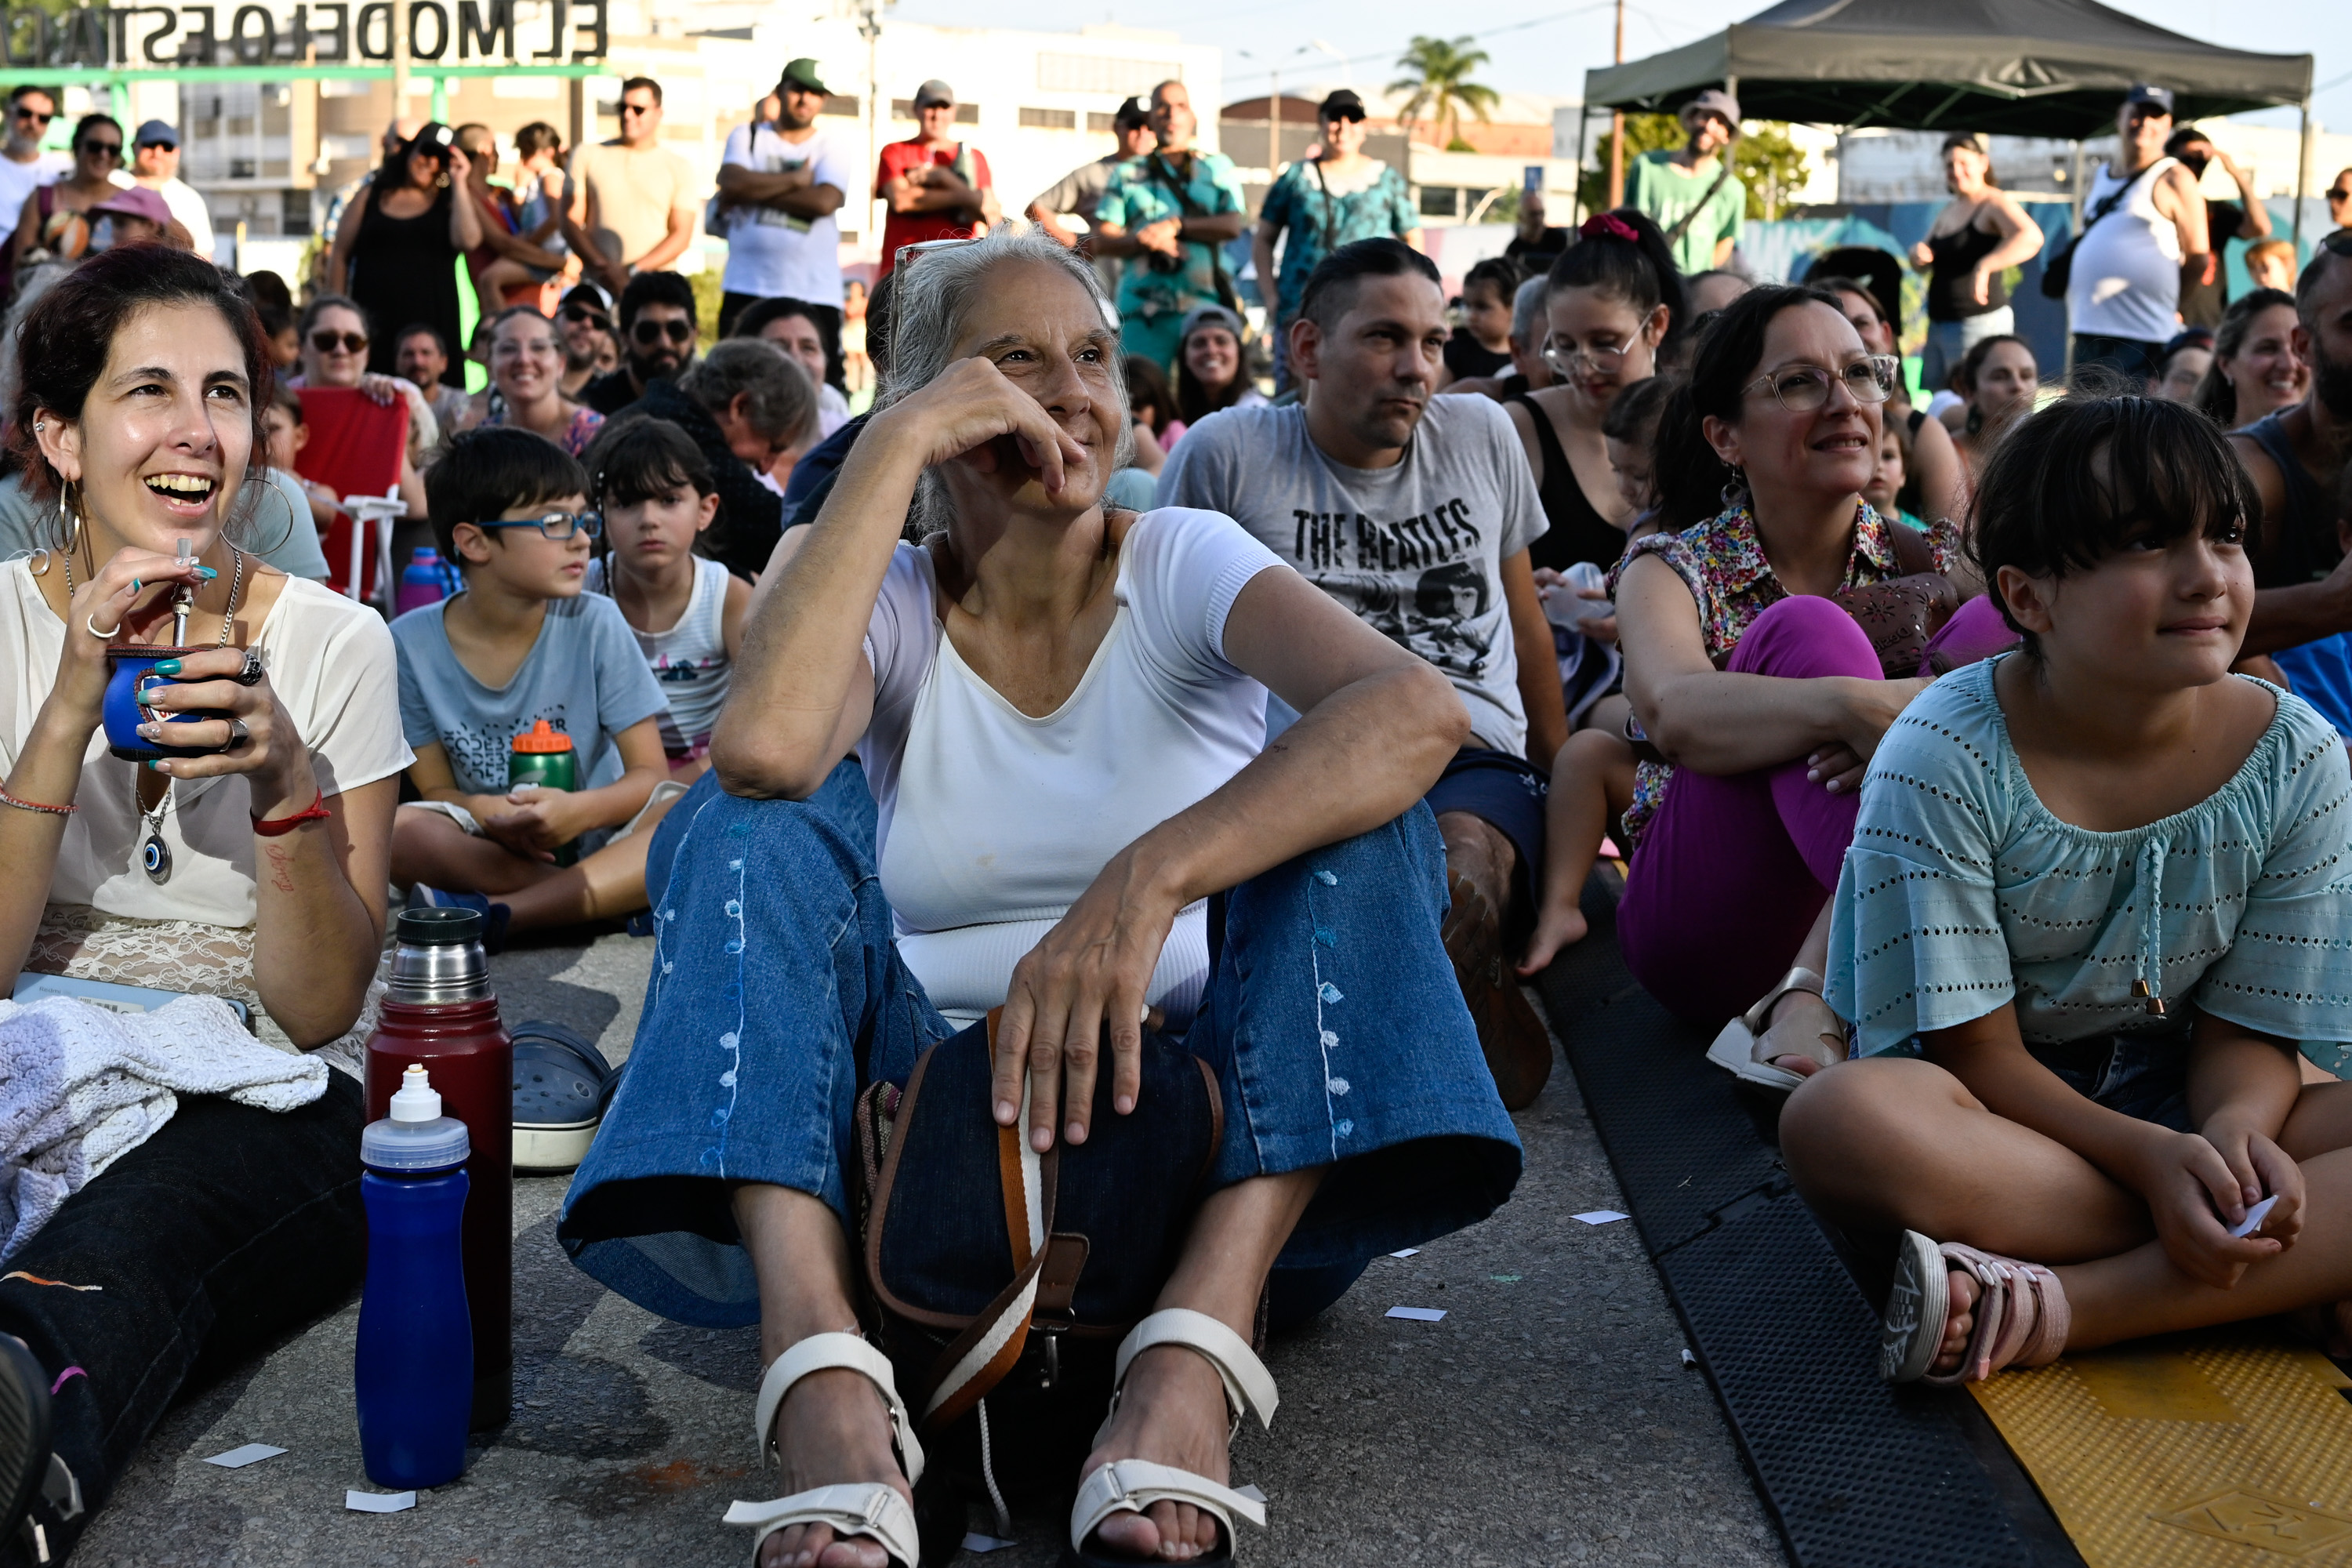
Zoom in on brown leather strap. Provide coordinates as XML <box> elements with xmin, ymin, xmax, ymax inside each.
<box><xmin>1882</xmin><ymin>512</ymin><xmax>1937</xmax><ymax>577</ymax></box>
<box><xmin>1033</xmin><ymin>1233</ymin><xmax>1091</xmax><ymax>1322</ymax></box>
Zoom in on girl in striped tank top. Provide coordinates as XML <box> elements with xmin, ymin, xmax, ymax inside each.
<box><xmin>583</xmin><ymin>418</ymin><xmax>751</xmax><ymax>780</ymax></box>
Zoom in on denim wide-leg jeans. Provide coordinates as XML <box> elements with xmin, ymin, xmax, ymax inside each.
<box><xmin>560</xmin><ymin>763</ymin><xmax>1523</xmax><ymax>1328</ymax></box>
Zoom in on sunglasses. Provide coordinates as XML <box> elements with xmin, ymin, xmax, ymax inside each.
<box><xmin>1325</xmin><ymin>109</ymin><xmax>1365</xmax><ymax>123</ymax></box>
<box><xmin>618</xmin><ymin>101</ymin><xmax>656</xmax><ymax>117</ymax></box>
<box><xmin>138</xmin><ymin>140</ymin><xmax>176</xmax><ymax>152</ymax></box>
<box><xmin>561</xmin><ymin>303</ymin><xmax>610</xmax><ymax>329</ymax></box>
<box><xmin>12</xmin><ymin>106</ymin><xmax>52</xmax><ymax>124</ymax></box>
<box><xmin>473</xmin><ymin>510</ymin><xmax>602</xmax><ymax>542</ymax></box>
<box><xmin>80</xmin><ymin>140</ymin><xmax>122</xmax><ymax>157</ymax></box>
<box><xmin>2330</xmin><ymin>187</ymin><xmax>2352</xmax><ymax>203</ymax></box>
<box><xmin>631</xmin><ymin>318</ymin><xmax>694</xmax><ymax>345</ymax></box>
<box><xmin>310</xmin><ymin>330</ymin><xmax>368</xmax><ymax>354</ymax></box>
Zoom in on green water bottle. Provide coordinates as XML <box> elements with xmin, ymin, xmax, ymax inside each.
<box><xmin>507</xmin><ymin>720</ymin><xmax>580</xmax><ymax>866</ymax></box>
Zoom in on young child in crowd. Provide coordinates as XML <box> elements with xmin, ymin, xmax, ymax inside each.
<box><xmin>1519</xmin><ymin>373</ymin><xmax>1679</xmax><ymax>973</ymax></box>
<box><xmin>1777</xmin><ymin>394</ymin><xmax>2352</xmax><ymax>1383</ymax></box>
<box><xmin>389</xmin><ymin>426</ymin><xmax>680</xmax><ymax>941</ymax></box>
<box><xmin>1861</xmin><ymin>423</ymin><xmax>1929</xmax><ymax>531</ymax></box>
<box><xmin>580</xmin><ymin>418</ymin><xmax>748</xmax><ymax>782</ymax></box>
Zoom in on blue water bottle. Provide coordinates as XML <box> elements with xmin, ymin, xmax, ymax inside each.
<box><xmin>355</xmin><ymin>1065</ymin><xmax>474</xmax><ymax>1489</ymax></box>
<box><xmin>395</xmin><ymin>548</ymin><xmax>459</xmax><ymax>617</ymax></box>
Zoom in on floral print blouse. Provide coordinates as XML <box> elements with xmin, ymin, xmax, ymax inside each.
<box><xmin>1606</xmin><ymin>501</ymin><xmax>1959</xmax><ymax>845</ymax></box>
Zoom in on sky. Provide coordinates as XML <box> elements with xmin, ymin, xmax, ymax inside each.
<box><xmin>890</xmin><ymin>0</ymin><xmax>2352</xmax><ymax>138</ymax></box>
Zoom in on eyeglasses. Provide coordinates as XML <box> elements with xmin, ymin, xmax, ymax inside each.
<box><xmin>561</xmin><ymin>304</ymin><xmax>611</xmax><ymax>329</ymax></box>
<box><xmin>310</xmin><ymin>330</ymin><xmax>368</xmax><ymax>355</ymax></box>
<box><xmin>80</xmin><ymin>140</ymin><xmax>122</xmax><ymax>158</ymax></box>
<box><xmin>2330</xmin><ymin>187</ymin><xmax>2352</xmax><ymax>203</ymax></box>
<box><xmin>12</xmin><ymin>106</ymin><xmax>52</xmax><ymax>124</ymax></box>
<box><xmin>1743</xmin><ymin>354</ymin><xmax>1900</xmax><ymax>412</ymax></box>
<box><xmin>631</xmin><ymin>318</ymin><xmax>695</xmax><ymax>345</ymax></box>
<box><xmin>618</xmin><ymin>101</ymin><xmax>656</xmax><ymax>118</ymax></box>
<box><xmin>473</xmin><ymin>510</ymin><xmax>602</xmax><ymax>541</ymax></box>
<box><xmin>1542</xmin><ymin>339</ymin><xmax>1638</xmax><ymax>376</ymax></box>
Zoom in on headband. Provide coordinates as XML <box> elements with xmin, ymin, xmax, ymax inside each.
<box><xmin>1581</xmin><ymin>212</ymin><xmax>1640</xmax><ymax>245</ymax></box>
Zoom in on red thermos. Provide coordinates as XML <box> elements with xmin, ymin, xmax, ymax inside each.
<box><xmin>365</xmin><ymin>906</ymin><xmax>512</xmax><ymax>1430</ymax></box>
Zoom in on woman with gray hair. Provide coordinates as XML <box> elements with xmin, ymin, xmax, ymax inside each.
<box><xmin>624</xmin><ymin>336</ymin><xmax>815</xmax><ymax>578</ymax></box>
<box><xmin>559</xmin><ymin>227</ymin><xmax>1519</xmax><ymax>1567</ymax></box>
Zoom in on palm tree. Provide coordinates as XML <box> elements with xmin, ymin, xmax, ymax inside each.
<box><xmin>1388</xmin><ymin>35</ymin><xmax>1501</xmax><ymax>152</ymax></box>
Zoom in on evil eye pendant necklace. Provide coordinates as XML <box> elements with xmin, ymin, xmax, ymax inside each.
<box><xmin>131</xmin><ymin>544</ymin><xmax>246</xmax><ymax>886</ymax></box>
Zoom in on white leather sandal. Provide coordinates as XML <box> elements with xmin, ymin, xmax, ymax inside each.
<box><xmin>1706</xmin><ymin>965</ymin><xmax>1848</xmax><ymax>1091</ymax></box>
<box><xmin>1065</xmin><ymin>1308</ymin><xmax>1277</xmax><ymax>1566</ymax></box>
<box><xmin>722</xmin><ymin>1331</ymin><xmax>926</xmax><ymax>1567</ymax></box>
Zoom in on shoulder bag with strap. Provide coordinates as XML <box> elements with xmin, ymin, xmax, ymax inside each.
<box><xmin>1659</xmin><ymin>157</ymin><xmax>1737</xmax><ymax>251</ymax></box>
<box><xmin>1831</xmin><ymin>515</ymin><xmax>1961</xmax><ymax>681</ymax></box>
<box><xmin>2039</xmin><ymin>157</ymin><xmax>2174</xmax><ymax>300</ymax></box>
<box><xmin>1146</xmin><ymin>151</ymin><xmax>1243</xmax><ymax>315</ymax></box>
<box><xmin>854</xmin><ymin>1009</ymin><xmax>1226</xmax><ymax>1555</ymax></box>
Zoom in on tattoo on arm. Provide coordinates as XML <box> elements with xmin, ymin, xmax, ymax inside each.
<box><xmin>265</xmin><ymin>841</ymin><xmax>298</xmax><ymax>895</ymax></box>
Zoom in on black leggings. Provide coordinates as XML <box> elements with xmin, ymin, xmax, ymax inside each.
<box><xmin>2</xmin><ymin>1073</ymin><xmax>366</xmax><ymax>1559</ymax></box>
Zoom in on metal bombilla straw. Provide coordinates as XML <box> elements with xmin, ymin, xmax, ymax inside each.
<box><xmin>170</xmin><ymin>536</ymin><xmax>192</xmax><ymax>646</ymax></box>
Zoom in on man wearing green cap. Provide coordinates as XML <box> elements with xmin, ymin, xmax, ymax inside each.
<box><xmin>714</xmin><ymin>59</ymin><xmax>851</xmax><ymax>366</ymax></box>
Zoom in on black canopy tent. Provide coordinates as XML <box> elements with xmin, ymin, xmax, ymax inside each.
<box><xmin>1577</xmin><ymin>0</ymin><xmax>2317</xmax><ymax>233</ymax></box>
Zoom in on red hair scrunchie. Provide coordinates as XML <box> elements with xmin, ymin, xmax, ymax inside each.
<box><xmin>1580</xmin><ymin>212</ymin><xmax>1640</xmax><ymax>245</ymax></box>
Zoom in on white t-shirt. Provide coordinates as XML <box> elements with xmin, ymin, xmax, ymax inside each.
<box><xmin>718</xmin><ymin>122</ymin><xmax>849</xmax><ymax>304</ymax></box>
<box><xmin>110</xmin><ymin>170</ymin><xmax>213</xmax><ymax>254</ymax></box>
<box><xmin>2067</xmin><ymin>157</ymin><xmax>2183</xmax><ymax>345</ymax></box>
<box><xmin>857</xmin><ymin>508</ymin><xmax>1284</xmax><ymax>1025</ymax></box>
<box><xmin>0</xmin><ymin>562</ymin><xmax>412</xmax><ymax>928</ymax></box>
<box><xmin>1156</xmin><ymin>397</ymin><xmax>1548</xmax><ymax>756</ymax></box>
<box><xmin>0</xmin><ymin>151</ymin><xmax>66</xmax><ymax>239</ymax></box>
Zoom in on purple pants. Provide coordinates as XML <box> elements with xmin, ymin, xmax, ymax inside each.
<box><xmin>1618</xmin><ymin>593</ymin><xmax>2014</xmax><ymax>1026</ymax></box>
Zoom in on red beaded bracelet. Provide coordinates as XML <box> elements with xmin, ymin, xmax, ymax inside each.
<box><xmin>0</xmin><ymin>786</ymin><xmax>76</xmax><ymax>816</ymax></box>
<box><xmin>252</xmin><ymin>789</ymin><xmax>332</xmax><ymax>837</ymax></box>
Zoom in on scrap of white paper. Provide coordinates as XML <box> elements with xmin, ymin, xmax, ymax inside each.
<box><xmin>960</xmin><ymin>1532</ymin><xmax>1016</xmax><ymax>1553</ymax></box>
<box><xmin>2229</xmin><ymin>1194</ymin><xmax>2280</xmax><ymax>1239</ymax></box>
<box><xmin>1386</xmin><ymin>1305</ymin><xmax>1447</xmax><ymax>1322</ymax></box>
<box><xmin>202</xmin><ymin>1443</ymin><xmax>285</xmax><ymax>1469</ymax></box>
<box><xmin>344</xmin><ymin>1490</ymin><xmax>416</xmax><ymax>1513</ymax></box>
<box><xmin>1573</xmin><ymin>1210</ymin><xmax>1630</xmax><ymax>1225</ymax></box>
<box><xmin>1680</xmin><ymin>1349</ymin><xmax>1697</xmax><ymax>1367</ymax></box>
<box><xmin>1236</xmin><ymin>1483</ymin><xmax>1269</xmax><ymax>1504</ymax></box>
<box><xmin>1388</xmin><ymin>1248</ymin><xmax>1420</xmax><ymax>1258</ymax></box>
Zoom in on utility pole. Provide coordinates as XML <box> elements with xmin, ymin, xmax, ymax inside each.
<box><xmin>1605</xmin><ymin>0</ymin><xmax>1624</xmax><ymax>209</ymax></box>
<box><xmin>392</xmin><ymin>0</ymin><xmax>409</xmax><ymax>132</ymax></box>
<box><xmin>860</xmin><ymin>0</ymin><xmax>881</xmax><ymax>256</ymax></box>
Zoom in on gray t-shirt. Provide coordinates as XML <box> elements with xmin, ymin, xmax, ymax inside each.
<box><xmin>390</xmin><ymin>590</ymin><xmax>666</xmax><ymax>798</ymax></box>
<box><xmin>1156</xmin><ymin>398</ymin><xmax>1548</xmax><ymax>755</ymax></box>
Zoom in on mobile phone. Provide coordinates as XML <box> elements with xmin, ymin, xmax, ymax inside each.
<box><xmin>1523</xmin><ymin>165</ymin><xmax>1544</xmax><ymax>197</ymax></box>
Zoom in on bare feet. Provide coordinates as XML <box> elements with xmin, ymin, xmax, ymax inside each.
<box><xmin>756</xmin><ymin>1367</ymin><xmax>913</xmax><ymax>1568</ymax></box>
<box><xmin>1756</xmin><ymin>989</ymin><xmax>1846</xmax><ymax>1079</ymax></box>
<box><xmin>1080</xmin><ymin>1345</ymin><xmax>1235</xmax><ymax>1563</ymax></box>
<box><xmin>1515</xmin><ymin>901</ymin><xmax>1588</xmax><ymax>977</ymax></box>
<box><xmin>1931</xmin><ymin>1264</ymin><xmax>1984</xmax><ymax>1377</ymax></box>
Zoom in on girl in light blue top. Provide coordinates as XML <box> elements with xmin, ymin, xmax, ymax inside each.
<box><xmin>1782</xmin><ymin>394</ymin><xmax>2352</xmax><ymax>1388</ymax></box>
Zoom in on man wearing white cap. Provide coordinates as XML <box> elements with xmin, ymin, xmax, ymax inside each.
<box><xmin>874</xmin><ymin>78</ymin><xmax>995</xmax><ymax>274</ymax></box>
<box><xmin>113</xmin><ymin>119</ymin><xmax>212</xmax><ymax>256</ymax></box>
<box><xmin>1624</xmin><ymin>88</ymin><xmax>1746</xmax><ymax>275</ymax></box>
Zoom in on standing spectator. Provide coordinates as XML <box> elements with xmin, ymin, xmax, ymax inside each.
<box><xmin>2245</xmin><ymin>238</ymin><xmax>2299</xmax><ymax>294</ymax></box>
<box><xmin>454</xmin><ymin>122</ymin><xmax>568</xmax><ymax>310</ymax></box>
<box><xmin>1094</xmin><ymin>80</ymin><xmax>1247</xmax><ymax>371</ymax></box>
<box><xmin>2066</xmin><ymin>84</ymin><xmax>2209</xmax><ymax>383</ymax></box>
<box><xmin>578</xmin><ymin>271</ymin><xmax>698</xmax><ymax>416</ymax></box>
<box><xmin>0</xmin><ymin>86</ymin><xmax>64</xmax><ymax>297</ymax></box>
<box><xmin>9</xmin><ymin>114</ymin><xmax>122</xmax><ymax>276</ymax></box>
<box><xmin>2328</xmin><ymin>168</ymin><xmax>2352</xmax><ymax>238</ymax></box>
<box><xmin>568</xmin><ymin>78</ymin><xmax>697</xmax><ymax>296</ymax></box>
<box><xmin>458</xmin><ymin>307</ymin><xmax>604</xmax><ymax>456</ymax></box>
<box><xmin>729</xmin><ymin>296</ymin><xmax>852</xmax><ymax>439</ymax></box>
<box><xmin>325</xmin><ymin>122</ymin><xmax>482</xmax><ymax>388</ymax></box>
<box><xmin>1157</xmin><ymin>238</ymin><xmax>1565</xmax><ymax>1108</ymax></box>
<box><xmin>874</xmin><ymin>78</ymin><xmax>995</xmax><ymax>274</ymax></box>
<box><xmin>2165</xmin><ymin>125</ymin><xmax>2272</xmax><ymax>328</ymax></box>
<box><xmin>1624</xmin><ymin>88</ymin><xmax>1746</xmax><ymax>275</ymax></box>
<box><xmin>840</xmin><ymin>276</ymin><xmax>872</xmax><ymax>394</ymax></box>
<box><xmin>394</xmin><ymin>323</ymin><xmax>470</xmax><ymax>435</ymax></box>
<box><xmin>2194</xmin><ymin>287</ymin><xmax>2306</xmax><ymax>429</ymax></box>
<box><xmin>115</xmin><ymin>119</ymin><xmax>212</xmax><ymax>256</ymax></box>
<box><xmin>1907</xmin><ymin>132</ymin><xmax>2044</xmax><ymax>394</ymax></box>
<box><xmin>1025</xmin><ymin>94</ymin><xmax>1153</xmax><ymax>256</ymax></box>
<box><xmin>1437</xmin><ymin>257</ymin><xmax>1521</xmax><ymax>390</ymax></box>
<box><xmin>622</xmin><ymin>339</ymin><xmax>813</xmax><ymax>579</ymax></box>
<box><xmin>1253</xmin><ymin>89</ymin><xmax>1421</xmax><ymax>390</ymax></box>
<box><xmin>556</xmin><ymin>280</ymin><xmax>615</xmax><ymax>398</ymax></box>
<box><xmin>714</xmin><ymin>59</ymin><xmax>850</xmax><ymax>360</ymax></box>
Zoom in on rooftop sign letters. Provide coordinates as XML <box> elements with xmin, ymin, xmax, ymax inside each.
<box><xmin>1</xmin><ymin>1</ymin><xmax>609</xmax><ymax>68</ymax></box>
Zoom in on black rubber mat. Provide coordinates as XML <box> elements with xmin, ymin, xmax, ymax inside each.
<box><xmin>1535</xmin><ymin>895</ymin><xmax>2085</xmax><ymax>1568</ymax></box>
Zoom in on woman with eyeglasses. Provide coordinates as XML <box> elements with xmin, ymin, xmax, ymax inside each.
<box><xmin>1613</xmin><ymin>285</ymin><xmax>2013</xmax><ymax>1069</ymax></box>
<box><xmin>324</xmin><ymin>121</ymin><xmax>484</xmax><ymax>388</ymax></box>
<box><xmin>292</xmin><ymin>295</ymin><xmax>431</xmax><ymax>521</ymax></box>
<box><xmin>1504</xmin><ymin>210</ymin><xmax>1680</xmax><ymax>593</ymax></box>
<box><xmin>7</xmin><ymin>113</ymin><xmax>122</xmax><ymax>281</ymax></box>
<box><xmin>457</xmin><ymin>306</ymin><xmax>604</xmax><ymax>457</ymax></box>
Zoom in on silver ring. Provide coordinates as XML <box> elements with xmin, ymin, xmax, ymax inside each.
<box><xmin>239</xmin><ymin>650</ymin><xmax>263</xmax><ymax>683</ymax></box>
<box><xmin>227</xmin><ymin>717</ymin><xmax>251</xmax><ymax>746</ymax></box>
<box><xmin>85</xmin><ymin>612</ymin><xmax>122</xmax><ymax>640</ymax></box>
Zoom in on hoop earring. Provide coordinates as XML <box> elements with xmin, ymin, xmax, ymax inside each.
<box><xmin>1719</xmin><ymin>463</ymin><xmax>1749</xmax><ymax>513</ymax></box>
<box><xmin>59</xmin><ymin>479</ymin><xmax>84</xmax><ymax>558</ymax></box>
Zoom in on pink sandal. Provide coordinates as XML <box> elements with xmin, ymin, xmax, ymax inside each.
<box><xmin>1880</xmin><ymin>1230</ymin><xmax>2071</xmax><ymax>1385</ymax></box>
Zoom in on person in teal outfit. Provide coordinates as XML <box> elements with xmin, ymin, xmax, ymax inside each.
<box><xmin>1777</xmin><ymin>394</ymin><xmax>2352</xmax><ymax>1387</ymax></box>
<box><xmin>1251</xmin><ymin>89</ymin><xmax>1421</xmax><ymax>390</ymax></box>
<box><xmin>1093</xmin><ymin>79</ymin><xmax>1247</xmax><ymax>372</ymax></box>
<box><xmin>1624</xmin><ymin>88</ymin><xmax>1747</xmax><ymax>275</ymax></box>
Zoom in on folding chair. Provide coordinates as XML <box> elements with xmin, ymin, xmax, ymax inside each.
<box><xmin>293</xmin><ymin>386</ymin><xmax>411</xmax><ymax>603</ymax></box>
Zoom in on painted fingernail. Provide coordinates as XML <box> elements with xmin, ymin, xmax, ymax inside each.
<box><xmin>139</xmin><ymin>723</ymin><xmax>158</xmax><ymax>737</ymax></box>
<box><xmin>147</xmin><ymin>758</ymin><xmax>169</xmax><ymax>772</ymax></box>
<box><xmin>153</xmin><ymin>659</ymin><xmax>181</xmax><ymax>674</ymax></box>
<box><xmin>130</xmin><ymin>578</ymin><xmax>141</xmax><ymax>591</ymax></box>
<box><xmin>193</xmin><ymin>566</ymin><xmax>218</xmax><ymax>579</ymax></box>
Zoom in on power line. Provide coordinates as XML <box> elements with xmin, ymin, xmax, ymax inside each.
<box><xmin>1220</xmin><ymin>3</ymin><xmax>1620</xmax><ymax>86</ymax></box>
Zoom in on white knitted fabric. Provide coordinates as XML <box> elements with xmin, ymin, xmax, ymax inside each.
<box><xmin>0</xmin><ymin>993</ymin><xmax>328</xmax><ymax>1260</ymax></box>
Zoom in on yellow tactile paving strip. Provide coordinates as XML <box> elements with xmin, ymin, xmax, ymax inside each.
<box><xmin>1970</xmin><ymin>1329</ymin><xmax>2352</xmax><ymax>1565</ymax></box>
